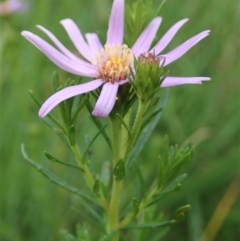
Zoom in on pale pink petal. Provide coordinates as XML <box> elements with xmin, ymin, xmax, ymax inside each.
<box><xmin>21</xmin><ymin>31</ymin><xmax>98</xmax><ymax>77</ymax></box>
<box><xmin>85</xmin><ymin>33</ymin><xmax>103</xmax><ymax>53</ymax></box>
<box><xmin>161</xmin><ymin>76</ymin><xmax>211</xmax><ymax>88</ymax></box>
<box><xmin>131</xmin><ymin>17</ymin><xmax>162</xmax><ymax>57</ymax></box>
<box><xmin>164</xmin><ymin>30</ymin><xmax>210</xmax><ymax>66</ymax></box>
<box><xmin>9</xmin><ymin>0</ymin><xmax>28</xmax><ymax>12</ymax></box>
<box><xmin>118</xmin><ymin>79</ymin><xmax>129</xmax><ymax>85</ymax></box>
<box><xmin>0</xmin><ymin>0</ymin><xmax>28</xmax><ymax>14</ymax></box>
<box><xmin>36</xmin><ymin>25</ymin><xmax>93</xmax><ymax>67</ymax></box>
<box><xmin>107</xmin><ymin>0</ymin><xmax>124</xmax><ymax>45</ymax></box>
<box><xmin>92</xmin><ymin>82</ymin><xmax>119</xmax><ymax>118</ymax></box>
<box><xmin>151</xmin><ymin>18</ymin><xmax>189</xmax><ymax>55</ymax></box>
<box><xmin>39</xmin><ymin>79</ymin><xmax>104</xmax><ymax>117</ymax></box>
<box><xmin>60</xmin><ymin>19</ymin><xmax>93</xmax><ymax>61</ymax></box>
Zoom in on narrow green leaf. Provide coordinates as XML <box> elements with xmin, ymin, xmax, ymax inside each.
<box><xmin>28</xmin><ymin>90</ymin><xmax>70</xmax><ymax>148</ymax></box>
<box><xmin>44</xmin><ymin>151</ymin><xmax>84</xmax><ymax>172</ymax></box>
<box><xmin>156</xmin><ymin>0</ymin><xmax>167</xmax><ymax>16</ymax></box>
<box><xmin>116</xmin><ymin>113</ymin><xmax>130</xmax><ymax>135</ymax></box>
<box><xmin>163</xmin><ymin>173</ymin><xmax>187</xmax><ymax>193</ymax></box>
<box><xmin>140</xmin><ymin>107</ymin><xmax>162</xmax><ymax>131</ymax></box>
<box><xmin>75</xmin><ymin>223</ymin><xmax>92</xmax><ymax>241</ymax></box>
<box><xmin>164</xmin><ymin>154</ymin><xmax>191</xmax><ymax>184</ymax></box>
<box><xmin>68</xmin><ymin>125</ymin><xmax>76</xmax><ymax>146</ymax></box>
<box><xmin>71</xmin><ymin>94</ymin><xmax>89</xmax><ymax>123</ymax></box>
<box><xmin>86</xmin><ymin>101</ymin><xmax>112</xmax><ymax>150</ymax></box>
<box><xmin>28</xmin><ymin>90</ymin><xmax>66</xmax><ymax>133</ymax></box>
<box><xmin>60</xmin><ymin>230</ymin><xmax>76</xmax><ymax>241</ymax></box>
<box><xmin>134</xmin><ymin>164</ymin><xmax>147</xmax><ymax>198</ymax></box>
<box><xmin>149</xmin><ymin>184</ymin><xmax>182</xmax><ymax>207</ymax></box>
<box><xmin>149</xmin><ymin>174</ymin><xmax>187</xmax><ymax>206</ymax></box>
<box><xmin>72</xmin><ymin>207</ymin><xmax>105</xmax><ymax>232</ymax></box>
<box><xmin>157</xmin><ymin>156</ymin><xmax>165</xmax><ymax>188</ymax></box>
<box><xmin>21</xmin><ymin>144</ymin><xmax>98</xmax><ymax>206</ymax></box>
<box><xmin>162</xmin><ymin>136</ymin><xmax>169</xmax><ymax>166</ymax></box>
<box><xmin>93</xmin><ymin>179</ymin><xmax>100</xmax><ymax>197</ymax></box>
<box><xmin>126</xmin><ymin>89</ymin><xmax>168</xmax><ymax>170</ymax></box>
<box><xmin>121</xmin><ymin>220</ymin><xmax>176</xmax><ymax>229</ymax></box>
<box><xmin>132</xmin><ymin>198</ymin><xmax>140</xmax><ymax>216</ymax></box>
<box><xmin>174</xmin><ymin>205</ymin><xmax>191</xmax><ymax>222</ymax></box>
<box><xmin>51</xmin><ymin>71</ymin><xmax>60</xmax><ymax>92</ymax></box>
<box><xmin>163</xmin><ymin>146</ymin><xmax>193</xmax><ymax>185</ymax></box>
<box><xmin>74</xmin><ymin>198</ymin><xmax>103</xmax><ymax>223</ymax></box>
<box><xmin>113</xmin><ymin>159</ymin><xmax>126</xmax><ymax>181</ymax></box>
<box><xmin>98</xmin><ymin>233</ymin><xmax>114</xmax><ymax>241</ymax></box>
<box><xmin>82</xmin><ymin>125</ymin><xmax>107</xmax><ymax>162</ymax></box>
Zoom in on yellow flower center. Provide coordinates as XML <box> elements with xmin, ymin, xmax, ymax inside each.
<box><xmin>92</xmin><ymin>44</ymin><xmax>134</xmax><ymax>83</ymax></box>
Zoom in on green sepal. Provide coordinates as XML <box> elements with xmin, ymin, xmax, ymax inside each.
<box><xmin>68</xmin><ymin>125</ymin><xmax>76</xmax><ymax>146</ymax></box>
<box><xmin>51</xmin><ymin>71</ymin><xmax>60</xmax><ymax>92</ymax></box>
<box><xmin>93</xmin><ymin>179</ymin><xmax>100</xmax><ymax>197</ymax></box>
<box><xmin>174</xmin><ymin>205</ymin><xmax>191</xmax><ymax>222</ymax></box>
<box><xmin>113</xmin><ymin>159</ymin><xmax>126</xmax><ymax>181</ymax></box>
<box><xmin>132</xmin><ymin>54</ymin><xmax>165</xmax><ymax>102</ymax></box>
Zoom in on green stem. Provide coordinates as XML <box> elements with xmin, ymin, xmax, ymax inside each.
<box><xmin>108</xmin><ymin>180</ymin><xmax>123</xmax><ymax>240</ymax></box>
<box><xmin>119</xmin><ymin>186</ymin><xmax>159</xmax><ymax>228</ymax></box>
<box><xmin>107</xmin><ymin>100</ymin><xmax>149</xmax><ymax>238</ymax></box>
<box><xmin>110</xmin><ymin>116</ymin><xmax>122</xmax><ymax>165</ymax></box>
<box><xmin>107</xmin><ymin>116</ymin><xmax>124</xmax><ymax>240</ymax></box>
<box><xmin>70</xmin><ymin>144</ymin><xmax>108</xmax><ymax>210</ymax></box>
<box><xmin>124</xmin><ymin>99</ymin><xmax>150</xmax><ymax>161</ymax></box>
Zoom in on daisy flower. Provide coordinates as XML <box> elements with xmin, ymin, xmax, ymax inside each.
<box><xmin>21</xmin><ymin>0</ymin><xmax>210</xmax><ymax>118</ymax></box>
<box><xmin>0</xmin><ymin>0</ymin><xmax>28</xmax><ymax>15</ymax></box>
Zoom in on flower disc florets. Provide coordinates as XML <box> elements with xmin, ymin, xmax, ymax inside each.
<box><xmin>92</xmin><ymin>44</ymin><xmax>134</xmax><ymax>83</ymax></box>
<box><xmin>138</xmin><ymin>52</ymin><xmax>160</xmax><ymax>65</ymax></box>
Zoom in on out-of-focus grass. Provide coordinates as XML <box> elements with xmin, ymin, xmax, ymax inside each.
<box><xmin>0</xmin><ymin>0</ymin><xmax>239</xmax><ymax>240</ymax></box>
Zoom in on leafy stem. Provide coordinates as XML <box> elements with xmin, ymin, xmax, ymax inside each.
<box><xmin>107</xmin><ymin>116</ymin><xmax>124</xmax><ymax>240</ymax></box>
<box><xmin>119</xmin><ymin>186</ymin><xmax>159</xmax><ymax>229</ymax></box>
<box><xmin>70</xmin><ymin>143</ymin><xmax>109</xmax><ymax>210</ymax></box>
<box><xmin>124</xmin><ymin>99</ymin><xmax>150</xmax><ymax>162</ymax></box>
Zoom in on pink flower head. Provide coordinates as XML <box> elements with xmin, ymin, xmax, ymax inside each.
<box><xmin>21</xmin><ymin>0</ymin><xmax>210</xmax><ymax>118</ymax></box>
<box><xmin>0</xmin><ymin>0</ymin><xmax>28</xmax><ymax>15</ymax></box>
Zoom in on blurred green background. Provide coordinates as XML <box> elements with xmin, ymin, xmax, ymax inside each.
<box><xmin>0</xmin><ymin>0</ymin><xmax>239</xmax><ymax>240</ymax></box>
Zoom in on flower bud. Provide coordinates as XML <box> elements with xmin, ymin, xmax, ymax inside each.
<box><xmin>132</xmin><ymin>53</ymin><xmax>166</xmax><ymax>101</ymax></box>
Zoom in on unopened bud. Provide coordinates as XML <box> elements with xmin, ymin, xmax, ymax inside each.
<box><xmin>131</xmin><ymin>53</ymin><xmax>166</xmax><ymax>101</ymax></box>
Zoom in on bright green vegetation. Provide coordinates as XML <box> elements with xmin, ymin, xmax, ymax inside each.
<box><xmin>0</xmin><ymin>0</ymin><xmax>239</xmax><ymax>240</ymax></box>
